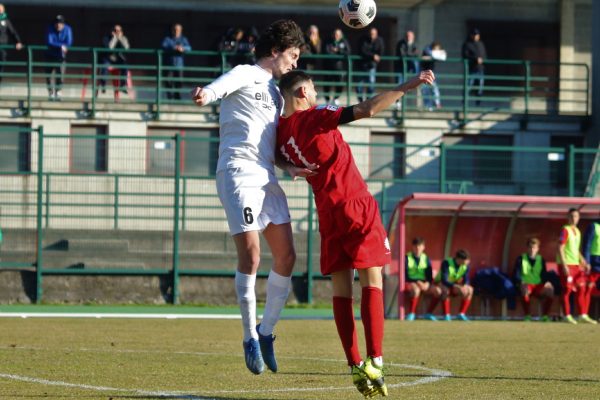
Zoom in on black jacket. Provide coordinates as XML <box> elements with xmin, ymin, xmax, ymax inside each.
<box><xmin>462</xmin><ymin>39</ymin><xmax>487</xmax><ymax>73</ymax></box>
<box><xmin>357</xmin><ymin>35</ymin><xmax>384</xmax><ymax>70</ymax></box>
<box><xmin>395</xmin><ymin>39</ymin><xmax>418</xmax><ymax>72</ymax></box>
<box><xmin>0</xmin><ymin>18</ymin><xmax>21</xmax><ymax>46</ymax></box>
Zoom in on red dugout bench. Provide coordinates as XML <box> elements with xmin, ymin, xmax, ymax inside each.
<box><xmin>385</xmin><ymin>193</ymin><xmax>600</xmax><ymax>320</ymax></box>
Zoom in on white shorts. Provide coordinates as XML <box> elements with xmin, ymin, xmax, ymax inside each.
<box><xmin>216</xmin><ymin>166</ymin><xmax>291</xmax><ymax>235</ymax></box>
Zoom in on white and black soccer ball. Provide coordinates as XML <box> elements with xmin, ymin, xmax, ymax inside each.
<box><xmin>338</xmin><ymin>0</ymin><xmax>377</xmax><ymax>29</ymax></box>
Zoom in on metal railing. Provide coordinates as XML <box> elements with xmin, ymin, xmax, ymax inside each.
<box><xmin>1</xmin><ymin>128</ymin><xmax>598</xmax><ymax>303</ymax></box>
<box><xmin>0</xmin><ymin>45</ymin><xmax>590</xmax><ymax>120</ymax></box>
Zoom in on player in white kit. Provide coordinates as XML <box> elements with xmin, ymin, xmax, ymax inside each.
<box><xmin>191</xmin><ymin>20</ymin><xmax>312</xmax><ymax>375</ymax></box>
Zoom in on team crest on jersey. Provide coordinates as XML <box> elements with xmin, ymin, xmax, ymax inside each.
<box><xmin>316</xmin><ymin>104</ymin><xmax>339</xmax><ymax>112</ymax></box>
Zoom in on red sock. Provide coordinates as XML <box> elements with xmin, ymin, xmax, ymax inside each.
<box><xmin>522</xmin><ymin>295</ymin><xmax>531</xmax><ymax>315</ymax></box>
<box><xmin>333</xmin><ymin>296</ymin><xmax>361</xmax><ymax>366</ymax></box>
<box><xmin>459</xmin><ymin>298</ymin><xmax>471</xmax><ymax>314</ymax></box>
<box><xmin>561</xmin><ymin>289</ymin><xmax>571</xmax><ymax>316</ymax></box>
<box><xmin>577</xmin><ymin>287</ymin><xmax>586</xmax><ymax>315</ymax></box>
<box><xmin>409</xmin><ymin>295</ymin><xmax>420</xmax><ymax>314</ymax></box>
<box><xmin>361</xmin><ymin>286</ymin><xmax>384</xmax><ymax>359</ymax></box>
<box><xmin>427</xmin><ymin>297</ymin><xmax>439</xmax><ymax>313</ymax></box>
<box><xmin>442</xmin><ymin>298</ymin><xmax>451</xmax><ymax>315</ymax></box>
<box><xmin>583</xmin><ymin>285</ymin><xmax>593</xmax><ymax>315</ymax></box>
<box><xmin>542</xmin><ymin>297</ymin><xmax>553</xmax><ymax>316</ymax></box>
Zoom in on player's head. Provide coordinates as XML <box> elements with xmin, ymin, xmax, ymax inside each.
<box><xmin>455</xmin><ymin>249</ymin><xmax>470</xmax><ymax>265</ymax></box>
<box><xmin>526</xmin><ymin>237</ymin><xmax>540</xmax><ymax>257</ymax></box>
<box><xmin>278</xmin><ymin>70</ymin><xmax>317</xmax><ymax>108</ymax></box>
<box><xmin>412</xmin><ymin>237</ymin><xmax>425</xmax><ymax>255</ymax></box>
<box><xmin>567</xmin><ymin>207</ymin><xmax>579</xmax><ymax>225</ymax></box>
<box><xmin>54</xmin><ymin>14</ymin><xmax>65</xmax><ymax>31</ymax></box>
<box><xmin>254</xmin><ymin>19</ymin><xmax>304</xmax><ymax>78</ymax></box>
<box><xmin>405</xmin><ymin>30</ymin><xmax>415</xmax><ymax>43</ymax></box>
<box><xmin>0</xmin><ymin>4</ymin><xmax>5</xmax><ymax>14</ymax></box>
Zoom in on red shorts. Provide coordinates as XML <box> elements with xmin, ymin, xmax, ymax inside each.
<box><xmin>588</xmin><ymin>271</ymin><xmax>600</xmax><ymax>285</ymax></box>
<box><xmin>524</xmin><ymin>283</ymin><xmax>547</xmax><ymax>296</ymax></box>
<box><xmin>559</xmin><ymin>265</ymin><xmax>587</xmax><ymax>291</ymax></box>
<box><xmin>318</xmin><ymin>195</ymin><xmax>391</xmax><ymax>275</ymax></box>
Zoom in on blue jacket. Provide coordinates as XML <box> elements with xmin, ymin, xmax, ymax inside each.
<box><xmin>162</xmin><ymin>35</ymin><xmax>191</xmax><ymax>68</ymax></box>
<box><xmin>46</xmin><ymin>24</ymin><xmax>73</xmax><ymax>60</ymax></box>
<box><xmin>472</xmin><ymin>267</ymin><xmax>517</xmax><ymax>310</ymax></box>
<box><xmin>582</xmin><ymin>220</ymin><xmax>600</xmax><ymax>272</ymax></box>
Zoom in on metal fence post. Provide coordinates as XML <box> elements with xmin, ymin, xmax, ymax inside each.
<box><xmin>462</xmin><ymin>59</ymin><xmax>469</xmax><ymax>123</ymax></box>
<box><xmin>91</xmin><ymin>48</ymin><xmax>98</xmax><ymax>117</ymax></box>
<box><xmin>35</xmin><ymin>126</ymin><xmax>44</xmax><ymax>303</ymax></box>
<box><xmin>568</xmin><ymin>144</ymin><xmax>575</xmax><ymax>197</ymax></box>
<box><xmin>25</xmin><ymin>46</ymin><xmax>33</xmax><ymax>116</ymax></box>
<box><xmin>155</xmin><ymin>50</ymin><xmax>163</xmax><ymax>119</ymax></box>
<box><xmin>524</xmin><ymin>60</ymin><xmax>531</xmax><ymax>116</ymax></box>
<box><xmin>346</xmin><ymin>54</ymin><xmax>352</xmax><ymax>107</ymax></box>
<box><xmin>439</xmin><ymin>142</ymin><xmax>447</xmax><ymax>193</ymax></box>
<box><xmin>171</xmin><ymin>134</ymin><xmax>182</xmax><ymax>304</ymax></box>
<box><xmin>113</xmin><ymin>175</ymin><xmax>119</xmax><ymax>229</ymax></box>
<box><xmin>401</xmin><ymin>58</ymin><xmax>407</xmax><ymax>120</ymax></box>
<box><xmin>44</xmin><ymin>174</ymin><xmax>50</xmax><ymax>227</ymax></box>
<box><xmin>306</xmin><ymin>187</ymin><xmax>315</xmax><ymax>304</ymax></box>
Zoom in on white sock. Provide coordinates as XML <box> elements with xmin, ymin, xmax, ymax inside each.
<box><xmin>235</xmin><ymin>271</ymin><xmax>258</xmax><ymax>342</ymax></box>
<box><xmin>258</xmin><ymin>270</ymin><xmax>291</xmax><ymax>336</ymax></box>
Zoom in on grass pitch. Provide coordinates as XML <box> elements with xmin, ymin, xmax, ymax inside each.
<box><xmin>0</xmin><ymin>315</ymin><xmax>599</xmax><ymax>399</ymax></box>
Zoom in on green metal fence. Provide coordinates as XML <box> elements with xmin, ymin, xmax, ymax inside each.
<box><xmin>0</xmin><ymin>45</ymin><xmax>590</xmax><ymax>120</ymax></box>
<box><xmin>1</xmin><ymin>127</ymin><xmax>598</xmax><ymax>303</ymax></box>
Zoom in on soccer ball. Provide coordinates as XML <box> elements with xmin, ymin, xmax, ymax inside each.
<box><xmin>338</xmin><ymin>0</ymin><xmax>377</xmax><ymax>29</ymax></box>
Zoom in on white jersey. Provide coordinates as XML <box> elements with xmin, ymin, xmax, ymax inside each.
<box><xmin>204</xmin><ymin>64</ymin><xmax>283</xmax><ymax>174</ymax></box>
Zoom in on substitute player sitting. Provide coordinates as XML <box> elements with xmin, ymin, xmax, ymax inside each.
<box><xmin>405</xmin><ymin>237</ymin><xmax>441</xmax><ymax>321</ymax></box>
<box><xmin>277</xmin><ymin>69</ymin><xmax>434</xmax><ymax>398</ymax></box>
<box><xmin>434</xmin><ymin>249</ymin><xmax>473</xmax><ymax>321</ymax></box>
<box><xmin>513</xmin><ymin>237</ymin><xmax>554</xmax><ymax>321</ymax></box>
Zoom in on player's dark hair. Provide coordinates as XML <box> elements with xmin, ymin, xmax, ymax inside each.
<box><xmin>254</xmin><ymin>19</ymin><xmax>305</xmax><ymax>60</ymax></box>
<box><xmin>568</xmin><ymin>207</ymin><xmax>578</xmax><ymax>214</ymax></box>
<box><xmin>412</xmin><ymin>237</ymin><xmax>425</xmax><ymax>246</ymax></box>
<box><xmin>455</xmin><ymin>249</ymin><xmax>470</xmax><ymax>260</ymax></box>
<box><xmin>527</xmin><ymin>237</ymin><xmax>540</xmax><ymax>247</ymax></box>
<box><xmin>278</xmin><ymin>70</ymin><xmax>312</xmax><ymax>97</ymax></box>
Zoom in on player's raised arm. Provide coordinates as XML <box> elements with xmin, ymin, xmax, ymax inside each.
<box><xmin>352</xmin><ymin>70</ymin><xmax>435</xmax><ymax>120</ymax></box>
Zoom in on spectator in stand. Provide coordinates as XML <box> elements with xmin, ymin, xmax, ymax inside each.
<box><xmin>99</xmin><ymin>24</ymin><xmax>130</xmax><ymax>94</ymax></box>
<box><xmin>162</xmin><ymin>23</ymin><xmax>191</xmax><ymax>101</ymax></box>
<box><xmin>557</xmin><ymin>208</ymin><xmax>594</xmax><ymax>324</ymax></box>
<box><xmin>513</xmin><ymin>237</ymin><xmax>554</xmax><ymax>322</ymax></box>
<box><xmin>404</xmin><ymin>237</ymin><xmax>442</xmax><ymax>321</ymax></box>
<box><xmin>237</xmin><ymin>27</ymin><xmax>258</xmax><ymax>65</ymax></box>
<box><xmin>356</xmin><ymin>27</ymin><xmax>384</xmax><ymax>102</ymax></box>
<box><xmin>300</xmin><ymin>24</ymin><xmax>322</xmax><ymax>71</ymax></box>
<box><xmin>582</xmin><ymin>217</ymin><xmax>600</xmax><ymax>324</ymax></box>
<box><xmin>420</xmin><ymin>41</ymin><xmax>445</xmax><ymax>111</ymax></box>
<box><xmin>323</xmin><ymin>28</ymin><xmax>350</xmax><ymax>106</ymax></box>
<box><xmin>433</xmin><ymin>249</ymin><xmax>473</xmax><ymax>321</ymax></box>
<box><xmin>461</xmin><ymin>28</ymin><xmax>487</xmax><ymax>106</ymax></box>
<box><xmin>219</xmin><ymin>27</ymin><xmax>245</xmax><ymax>68</ymax></box>
<box><xmin>45</xmin><ymin>14</ymin><xmax>72</xmax><ymax>101</ymax></box>
<box><xmin>395</xmin><ymin>30</ymin><xmax>419</xmax><ymax>84</ymax></box>
<box><xmin>0</xmin><ymin>3</ymin><xmax>24</xmax><ymax>85</ymax></box>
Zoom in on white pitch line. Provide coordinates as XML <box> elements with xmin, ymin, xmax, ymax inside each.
<box><xmin>0</xmin><ymin>347</ymin><xmax>452</xmax><ymax>396</ymax></box>
<box><xmin>0</xmin><ymin>372</ymin><xmax>214</xmax><ymax>399</ymax></box>
<box><xmin>0</xmin><ymin>312</ymin><xmax>242</xmax><ymax>319</ymax></box>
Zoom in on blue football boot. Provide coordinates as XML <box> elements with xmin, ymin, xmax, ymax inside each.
<box><xmin>243</xmin><ymin>338</ymin><xmax>264</xmax><ymax>375</ymax></box>
<box><xmin>257</xmin><ymin>324</ymin><xmax>278</xmax><ymax>372</ymax></box>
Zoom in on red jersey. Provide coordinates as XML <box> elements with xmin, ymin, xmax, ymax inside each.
<box><xmin>277</xmin><ymin>105</ymin><xmax>369</xmax><ymax>210</ymax></box>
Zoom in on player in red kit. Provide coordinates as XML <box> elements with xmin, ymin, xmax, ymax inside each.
<box><xmin>277</xmin><ymin>69</ymin><xmax>434</xmax><ymax>398</ymax></box>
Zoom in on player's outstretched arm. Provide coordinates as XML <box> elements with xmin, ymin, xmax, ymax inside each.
<box><xmin>352</xmin><ymin>70</ymin><xmax>435</xmax><ymax>120</ymax></box>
